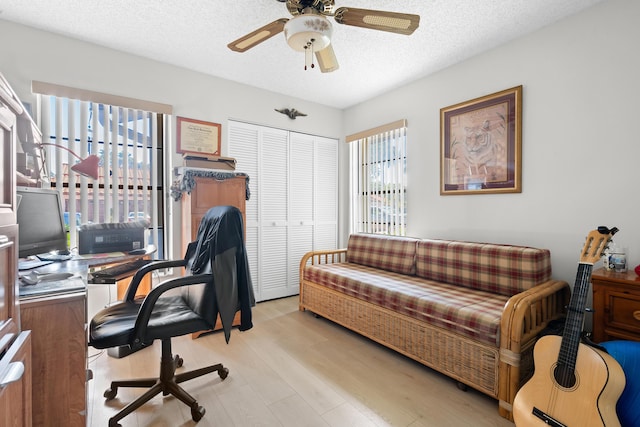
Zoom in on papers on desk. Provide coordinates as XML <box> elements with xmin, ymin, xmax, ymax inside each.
<box><xmin>18</xmin><ymin>258</ymin><xmax>54</xmax><ymax>270</ymax></box>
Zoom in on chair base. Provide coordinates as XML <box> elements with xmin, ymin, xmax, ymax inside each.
<box><xmin>104</xmin><ymin>338</ymin><xmax>229</xmax><ymax>427</ymax></box>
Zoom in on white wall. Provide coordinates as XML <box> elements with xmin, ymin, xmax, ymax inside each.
<box><xmin>344</xmin><ymin>0</ymin><xmax>640</xmax><ymax>288</ymax></box>
<box><xmin>0</xmin><ymin>20</ymin><xmax>344</xmax><ymax>259</ymax></box>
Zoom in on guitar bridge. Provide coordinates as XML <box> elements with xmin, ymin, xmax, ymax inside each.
<box><xmin>533</xmin><ymin>407</ymin><xmax>567</xmax><ymax>427</ymax></box>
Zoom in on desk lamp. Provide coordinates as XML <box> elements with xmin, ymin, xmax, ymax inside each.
<box><xmin>38</xmin><ymin>143</ymin><xmax>100</xmax><ymax>180</ymax></box>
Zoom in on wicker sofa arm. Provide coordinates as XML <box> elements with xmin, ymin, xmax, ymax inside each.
<box><xmin>497</xmin><ymin>279</ymin><xmax>570</xmax><ymax>419</ymax></box>
<box><xmin>299</xmin><ymin>248</ymin><xmax>347</xmax><ymax>311</ymax></box>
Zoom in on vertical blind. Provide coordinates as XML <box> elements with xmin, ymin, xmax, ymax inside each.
<box><xmin>32</xmin><ymin>82</ymin><xmax>172</xmax><ymax>256</ymax></box>
<box><xmin>348</xmin><ymin>119</ymin><xmax>407</xmax><ymax>236</ymax></box>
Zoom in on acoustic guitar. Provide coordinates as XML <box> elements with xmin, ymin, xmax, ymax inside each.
<box><xmin>513</xmin><ymin>227</ymin><xmax>626</xmax><ymax>427</ymax></box>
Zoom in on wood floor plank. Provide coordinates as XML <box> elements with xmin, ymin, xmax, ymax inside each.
<box><xmin>217</xmin><ymin>383</ymin><xmax>282</xmax><ymax>426</ymax></box>
<box><xmin>321</xmin><ymin>402</ymin><xmax>381</xmax><ymax>427</ymax></box>
<box><xmin>268</xmin><ymin>394</ymin><xmax>330</xmax><ymax>427</ymax></box>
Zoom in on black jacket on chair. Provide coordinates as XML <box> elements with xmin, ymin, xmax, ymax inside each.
<box><xmin>188</xmin><ymin>205</ymin><xmax>255</xmax><ymax>342</ymax></box>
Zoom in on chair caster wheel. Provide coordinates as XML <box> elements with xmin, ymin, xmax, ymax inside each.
<box><xmin>218</xmin><ymin>367</ymin><xmax>229</xmax><ymax>380</ymax></box>
<box><xmin>191</xmin><ymin>405</ymin><xmax>205</xmax><ymax>421</ymax></box>
<box><xmin>104</xmin><ymin>387</ymin><xmax>118</xmax><ymax>400</ymax></box>
<box><xmin>174</xmin><ymin>355</ymin><xmax>184</xmax><ymax>368</ymax></box>
<box><xmin>456</xmin><ymin>382</ymin><xmax>468</xmax><ymax>392</ymax></box>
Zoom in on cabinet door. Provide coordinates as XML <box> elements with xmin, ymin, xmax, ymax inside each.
<box><xmin>0</xmin><ymin>331</ymin><xmax>32</xmax><ymax>427</ymax></box>
<box><xmin>21</xmin><ymin>293</ymin><xmax>86</xmax><ymax>426</ymax></box>
<box><xmin>0</xmin><ymin>105</ymin><xmax>16</xmax><ymax>226</ymax></box>
<box><xmin>0</xmin><ymin>225</ymin><xmax>19</xmax><ymax>345</ymax></box>
<box><xmin>188</xmin><ymin>177</ymin><xmax>246</xmax><ymax>239</ymax></box>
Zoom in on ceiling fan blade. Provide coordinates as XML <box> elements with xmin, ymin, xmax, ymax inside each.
<box><xmin>227</xmin><ymin>18</ymin><xmax>289</xmax><ymax>52</ymax></box>
<box><xmin>334</xmin><ymin>7</ymin><xmax>419</xmax><ymax>35</ymax></box>
<box><xmin>315</xmin><ymin>44</ymin><xmax>339</xmax><ymax>73</ymax></box>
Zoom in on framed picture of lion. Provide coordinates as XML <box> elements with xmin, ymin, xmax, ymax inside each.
<box><xmin>440</xmin><ymin>85</ymin><xmax>522</xmax><ymax>195</ymax></box>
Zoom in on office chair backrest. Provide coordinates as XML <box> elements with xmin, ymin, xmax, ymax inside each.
<box><xmin>181</xmin><ymin>206</ymin><xmax>247</xmax><ymax>327</ymax></box>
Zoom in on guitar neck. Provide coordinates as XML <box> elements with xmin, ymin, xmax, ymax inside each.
<box><xmin>557</xmin><ymin>262</ymin><xmax>593</xmax><ymax>369</ymax></box>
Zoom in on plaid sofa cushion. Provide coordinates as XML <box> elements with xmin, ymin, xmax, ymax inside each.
<box><xmin>346</xmin><ymin>233</ymin><xmax>419</xmax><ymax>276</ymax></box>
<box><xmin>415</xmin><ymin>240</ymin><xmax>552</xmax><ymax>296</ymax></box>
<box><xmin>304</xmin><ymin>262</ymin><xmax>508</xmax><ymax>346</ymax></box>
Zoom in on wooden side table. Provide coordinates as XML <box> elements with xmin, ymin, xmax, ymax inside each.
<box><xmin>591</xmin><ymin>267</ymin><xmax>640</xmax><ymax>343</ymax></box>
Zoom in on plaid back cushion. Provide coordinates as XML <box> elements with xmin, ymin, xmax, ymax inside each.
<box><xmin>346</xmin><ymin>233</ymin><xmax>419</xmax><ymax>275</ymax></box>
<box><xmin>415</xmin><ymin>240</ymin><xmax>552</xmax><ymax>296</ymax></box>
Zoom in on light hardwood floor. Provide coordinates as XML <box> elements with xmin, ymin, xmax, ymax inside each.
<box><xmin>87</xmin><ymin>296</ymin><xmax>515</xmax><ymax>427</ymax></box>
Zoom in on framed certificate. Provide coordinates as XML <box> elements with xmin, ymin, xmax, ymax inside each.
<box><xmin>176</xmin><ymin>116</ymin><xmax>221</xmax><ymax>156</ymax></box>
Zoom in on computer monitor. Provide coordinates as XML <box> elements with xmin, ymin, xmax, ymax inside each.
<box><xmin>16</xmin><ymin>187</ymin><xmax>68</xmax><ymax>258</ymax></box>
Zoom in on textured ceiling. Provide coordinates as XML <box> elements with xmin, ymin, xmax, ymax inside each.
<box><xmin>0</xmin><ymin>0</ymin><xmax>604</xmax><ymax>109</ymax></box>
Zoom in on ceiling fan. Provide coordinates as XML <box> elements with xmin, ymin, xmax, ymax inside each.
<box><xmin>227</xmin><ymin>0</ymin><xmax>420</xmax><ymax>73</ymax></box>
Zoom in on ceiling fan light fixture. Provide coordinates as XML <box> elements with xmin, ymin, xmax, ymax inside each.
<box><xmin>284</xmin><ymin>15</ymin><xmax>332</xmax><ymax>52</ymax></box>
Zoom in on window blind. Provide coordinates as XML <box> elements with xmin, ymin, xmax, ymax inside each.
<box><xmin>33</xmin><ymin>84</ymin><xmax>171</xmax><ymax>257</ymax></box>
<box><xmin>349</xmin><ymin>120</ymin><xmax>407</xmax><ymax>236</ymax></box>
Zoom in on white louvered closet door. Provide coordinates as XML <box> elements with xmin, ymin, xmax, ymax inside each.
<box><xmin>260</xmin><ymin>127</ymin><xmax>290</xmax><ymax>300</ymax></box>
<box><xmin>314</xmin><ymin>135</ymin><xmax>338</xmax><ymax>250</ymax></box>
<box><xmin>228</xmin><ymin>122</ymin><xmax>260</xmax><ymax>298</ymax></box>
<box><xmin>229</xmin><ymin>120</ymin><xmax>337</xmax><ymax>302</ymax></box>
<box><xmin>289</xmin><ymin>133</ymin><xmax>315</xmax><ymax>294</ymax></box>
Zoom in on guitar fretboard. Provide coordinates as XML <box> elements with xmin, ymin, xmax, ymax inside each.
<box><xmin>557</xmin><ymin>262</ymin><xmax>593</xmax><ymax>376</ymax></box>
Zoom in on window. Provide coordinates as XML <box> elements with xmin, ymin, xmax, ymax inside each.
<box><xmin>348</xmin><ymin>119</ymin><xmax>407</xmax><ymax>236</ymax></box>
<box><xmin>32</xmin><ymin>82</ymin><xmax>172</xmax><ymax>257</ymax></box>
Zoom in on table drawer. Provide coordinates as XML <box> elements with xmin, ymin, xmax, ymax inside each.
<box><xmin>606</xmin><ymin>290</ymin><xmax>640</xmax><ymax>334</ymax></box>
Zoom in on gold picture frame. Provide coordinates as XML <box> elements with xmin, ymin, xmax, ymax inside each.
<box><xmin>176</xmin><ymin>116</ymin><xmax>221</xmax><ymax>157</ymax></box>
<box><xmin>440</xmin><ymin>85</ymin><xmax>522</xmax><ymax>195</ymax></box>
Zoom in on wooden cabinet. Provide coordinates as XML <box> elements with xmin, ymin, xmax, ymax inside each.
<box><xmin>20</xmin><ymin>291</ymin><xmax>87</xmax><ymax>426</ymax></box>
<box><xmin>0</xmin><ymin>72</ymin><xmax>32</xmax><ymax>427</ymax></box>
<box><xmin>179</xmin><ymin>173</ymin><xmax>247</xmax><ymax>335</ymax></box>
<box><xmin>180</xmin><ymin>174</ymin><xmax>247</xmax><ymax>252</ymax></box>
<box><xmin>592</xmin><ymin>267</ymin><xmax>640</xmax><ymax>342</ymax></box>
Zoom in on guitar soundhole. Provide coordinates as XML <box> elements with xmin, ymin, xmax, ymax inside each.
<box><xmin>553</xmin><ymin>364</ymin><xmax>577</xmax><ymax>389</ymax></box>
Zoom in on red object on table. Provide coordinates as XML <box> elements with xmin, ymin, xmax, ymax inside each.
<box><xmin>635</xmin><ymin>264</ymin><xmax>640</xmax><ymax>276</ymax></box>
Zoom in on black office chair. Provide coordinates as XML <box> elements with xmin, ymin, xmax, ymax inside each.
<box><xmin>89</xmin><ymin>205</ymin><xmax>254</xmax><ymax>427</ymax></box>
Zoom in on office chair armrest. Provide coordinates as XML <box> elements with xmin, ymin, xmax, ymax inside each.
<box><xmin>124</xmin><ymin>259</ymin><xmax>189</xmax><ymax>302</ymax></box>
<box><xmin>131</xmin><ymin>274</ymin><xmax>214</xmax><ymax>346</ymax></box>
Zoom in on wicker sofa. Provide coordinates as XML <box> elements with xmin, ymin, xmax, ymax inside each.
<box><xmin>299</xmin><ymin>233</ymin><xmax>569</xmax><ymax>420</ymax></box>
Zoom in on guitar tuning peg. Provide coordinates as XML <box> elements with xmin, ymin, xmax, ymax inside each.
<box><xmin>597</xmin><ymin>226</ymin><xmax>619</xmax><ymax>236</ymax></box>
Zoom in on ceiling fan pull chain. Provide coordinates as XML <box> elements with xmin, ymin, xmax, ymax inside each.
<box><xmin>304</xmin><ymin>39</ymin><xmax>317</xmax><ymax>70</ymax></box>
<box><xmin>304</xmin><ymin>43</ymin><xmax>309</xmax><ymax>70</ymax></box>
<box><xmin>310</xmin><ymin>39</ymin><xmax>315</xmax><ymax>69</ymax></box>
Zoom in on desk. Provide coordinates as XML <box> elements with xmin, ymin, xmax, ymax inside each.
<box><xmin>18</xmin><ymin>250</ymin><xmax>155</xmax><ymax>427</ymax></box>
